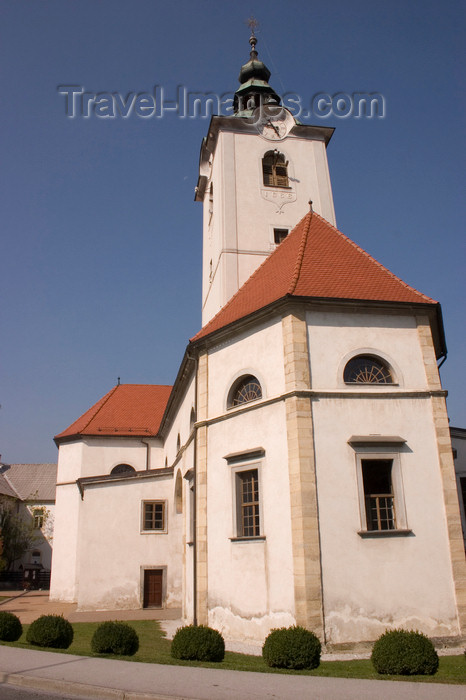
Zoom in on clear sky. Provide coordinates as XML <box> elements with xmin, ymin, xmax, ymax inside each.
<box><xmin>1</xmin><ymin>0</ymin><xmax>465</xmax><ymax>463</ymax></box>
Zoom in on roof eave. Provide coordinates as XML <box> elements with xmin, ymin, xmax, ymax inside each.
<box><xmin>190</xmin><ymin>295</ymin><xmax>445</xmax><ymax>351</ymax></box>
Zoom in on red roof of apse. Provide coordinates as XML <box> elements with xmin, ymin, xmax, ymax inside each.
<box><xmin>55</xmin><ymin>384</ymin><xmax>172</xmax><ymax>441</ymax></box>
<box><xmin>192</xmin><ymin>211</ymin><xmax>437</xmax><ymax>341</ymax></box>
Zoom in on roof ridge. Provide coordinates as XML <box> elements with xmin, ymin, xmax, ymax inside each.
<box><xmin>288</xmin><ymin>210</ymin><xmax>313</xmax><ymax>295</ymax></box>
<box><xmin>80</xmin><ymin>385</ymin><xmax>119</xmax><ymax>433</ymax></box>
<box><xmin>1</xmin><ymin>470</ymin><xmax>21</xmax><ymax>499</ymax></box>
<box><xmin>311</xmin><ymin>212</ymin><xmax>436</xmax><ymax>303</ymax></box>
<box><xmin>118</xmin><ymin>383</ymin><xmax>173</xmax><ymax>388</ymax></box>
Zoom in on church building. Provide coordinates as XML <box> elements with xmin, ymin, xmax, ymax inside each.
<box><xmin>50</xmin><ymin>33</ymin><xmax>466</xmax><ymax>647</ymax></box>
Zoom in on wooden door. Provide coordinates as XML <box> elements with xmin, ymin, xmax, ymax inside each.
<box><xmin>143</xmin><ymin>569</ymin><xmax>163</xmax><ymax>608</ymax></box>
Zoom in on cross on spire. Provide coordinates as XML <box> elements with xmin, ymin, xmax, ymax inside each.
<box><xmin>247</xmin><ymin>16</ymin><xmax>259</xmax><ymax>36</ymax></box>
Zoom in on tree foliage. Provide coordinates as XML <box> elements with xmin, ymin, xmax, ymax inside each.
<box><xmin>0</xmin><ymin>498</ymin><xmax>38</xmax><ymax>571</ymax></box>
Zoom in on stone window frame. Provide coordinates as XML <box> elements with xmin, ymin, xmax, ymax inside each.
<box><xmin>225</xmin><ymin>450</ymin><xmax>266</xmax><ymax>542</ymax></box>
<box><xmin>338</xmin><ymin>348</ymin><xmax>401</xmax><ymax>389</ymax></box>
<box><xmin>226</xmin><ymin>373</ymin><xmax>264</xmax><ymax>410</ymax></box>
<box><xmin>141</xmin><ymin>500</ymin><xmax>168</xmax><ymax>534</ymax></box>
<box><xmin>349</xmin><ymin>438</ymin><xmax>411</xmax><ymax>537</ymax></box>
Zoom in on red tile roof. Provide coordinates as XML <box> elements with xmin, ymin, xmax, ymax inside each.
<box><xmin>192</xmin><ymin>211</ymin><xmax>437</xmax><ymax>341</ymax></box>
<box><xmin>55</xmin><ymin>384</ymin><xmax>172</xmax><ymax>442</ymax></box>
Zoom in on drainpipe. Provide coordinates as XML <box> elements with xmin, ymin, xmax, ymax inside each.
<box><xmin>437</xmin><ymin>353</ymin><xmax>447</xmax><ymax>370</ymax></box>
<box><xmin>187</xmin><ymin>351</ymin><xmax>198</xmax><ymax>626</ymax></box>
<box><xmin>141</xmin><ymin>439</ymin><xmax>151</xmax><ymax>470</ymax></box>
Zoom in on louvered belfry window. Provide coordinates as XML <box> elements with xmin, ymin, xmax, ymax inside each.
<box><xmin>262</xmin><ymin>151</ymin><xmax>289</xmax><ymax>188</ymax></box>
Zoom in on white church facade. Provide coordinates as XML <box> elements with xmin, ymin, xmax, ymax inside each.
<box><xmin>50</xmin><ymin>34</ymin><xmax>466</xmax><ymax>647</ymax></box>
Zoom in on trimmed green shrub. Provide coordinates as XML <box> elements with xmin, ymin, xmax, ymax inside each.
<box><xmin>91</xmin><ymin>621</ymin><xmax>139</xmax><ymax>656</ymax></box>
<box><xmin>0</xmin><ymin>611</ymin><xmax>23</xmax><ymax>641</ymax></box>
<box><xmin>371</xmin><ymin>629</ymin><xmax>439</xmax><ymax>675</ymax></box>
<box><xmin>171</xmin><ymin>624</ymin><xmax>225</xmax><ymax>662</ymax></box>
<box><xmin>26</xmin><ymin>614</ymin><xmax>73</xmax><ymax>649</ymax></box>
<box><xmin>262</xmin><ymin>626</ymin><xmax>321</xmax><ymax>670</ymax></box>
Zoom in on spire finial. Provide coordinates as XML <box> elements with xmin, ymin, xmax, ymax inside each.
<box><xmin>247</xmin><ymin>16</ymin><xmax>259</xmax><ymax>58</ymax></box>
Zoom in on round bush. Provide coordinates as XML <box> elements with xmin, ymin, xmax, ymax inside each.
<box><xmin>91</xmin><ymin>621</ymin><xmax>139</xmax><ymax>656</ymax></box>
<box><xmin>371</xmin><ymin>629</ymin><xmax>439</xmax><ymax>675</ymax></box>
<box><xmin>0</xmin><ymin>611</ymin><xmax>23</xmax><ymax>641</ymax></box>
<box><xmin>171</xmin><ymin>624</ymin><xmax>225</xmax><ymax>662</ymax></box>
<box><xmin>26</xmin><ymin>614</ymin><xmax>73</xmax><ymax>649</ymax></box>
<box><xmin>262</xmin><ymin>626</ymin><xmax>321</xmax><ymax>670</ymax></box>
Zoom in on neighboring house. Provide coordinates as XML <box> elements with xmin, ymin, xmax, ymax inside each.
<box><xmin>451</xmin><ymin>427</ymin><xmax>466</xmax><ymax>550</ymax></box>
<box><xmin>0</xmin><ymin>462</ymin><xmax>56</xmax><ymax>572</ymax></box>
<box><xmin>50</xmin><ymin>34</ymin><xmax>466</xmax><ymax>648</ymax></box>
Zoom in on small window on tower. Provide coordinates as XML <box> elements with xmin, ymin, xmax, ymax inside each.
<box><xmin>262</xmin><ymin>151</ymin><xmax>289</xmax><ymax>188</ymax></box>
<box><xmin>274</xmin><ymin>228</ymin><xmax>288</xmax><ymax>245</ymax></box>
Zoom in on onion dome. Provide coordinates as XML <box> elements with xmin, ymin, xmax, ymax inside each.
<box><xmin>233</xmin><ymin>32</ymin><xmax>281</xmax><ymax>115</ymax></box>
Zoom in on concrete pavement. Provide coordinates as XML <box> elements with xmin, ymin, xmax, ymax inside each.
<box><xmin>1</xmin><ymin>645</ymin><xmax>465</xmax><ymax>700</ymax></box>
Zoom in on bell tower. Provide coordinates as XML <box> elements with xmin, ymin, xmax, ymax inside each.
<box><xmin>196</xmin><ymin>29</ymin><xmax>336</xmax><ymax>325</ymax></box>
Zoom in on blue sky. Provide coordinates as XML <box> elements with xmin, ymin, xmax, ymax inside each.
<box><xmin>1</xmin><ymin>0</ymin><xmax>465</xmax><ymax>463</ymax></box>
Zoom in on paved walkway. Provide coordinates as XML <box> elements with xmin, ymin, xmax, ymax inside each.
<box><xmin>1</xmin><ymin>646</ymin><xmax>465</xmax><ymax>700</ymax></box>
<box><xmin>0</xmin><ymin>590</ymin><xmax>181</xmax><ymax>624</ymax></box>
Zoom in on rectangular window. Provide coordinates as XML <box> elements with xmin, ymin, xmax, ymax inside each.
<box><xmin>351</xmin><ymin>441</ymin><xmax>410</xmax><ymax>536</ymax></box>
<box><xmin>274</xmin><ymin>228</ymin><xmax>289</xmax><ymax>245</ymax></box>
<box><xmin>33</xmin><ymin>510</ymin><xmax>44</xmax><ymax>529</ymax></box>
<box><xmin>142</xmin><ymin>501</ymin><xmax>166</xmax><ymax>532</ymax></box>
<box><xmin>460</xmin><ymin>477</ymin><xmax>466</xmax><ymax>514</ymax></box>
<box><xmin>361</xmin><ymin>459</ymin><xmax>396</xmax><ymax>531</ymax></box>
<box><xmin>236</xmin><ymin>469</ymin><xmax>260</xmax><ymax>537</ymax></box>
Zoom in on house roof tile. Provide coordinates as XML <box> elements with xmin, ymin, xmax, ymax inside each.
<box><xmin>54</xmin><ymin>384</ymin><xmax>172</xmax><ymax>441</ymax></box>
<box><xmin>192</xmin><ymin>211</ymin><xmax>437</xmax><ymax>341</ymax></box>
<box><xmin>0</xmin><ymin>463</ymin><xmax>57</xmax><ymax>501</ymax></box>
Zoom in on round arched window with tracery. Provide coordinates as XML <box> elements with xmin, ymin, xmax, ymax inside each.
<box><xmin>343</xmin><ymin>355</ymin><xmax>393</xmax><ymax>384</ymax></box>
<box><xmin>228</xmin><ymin>375</ymin><xmax>262</xmax><ymax>407</ymax></box>
<box><xmin>111</xmin><ymin>464</ymin><xmax>135</xmax><ymax>475</ymax></box>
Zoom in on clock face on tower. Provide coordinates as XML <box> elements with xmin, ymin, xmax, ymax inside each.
<box><xmin>254</xmin><ymin>106</ymin><xmax>294</xmax><ymax>141</ymax></box>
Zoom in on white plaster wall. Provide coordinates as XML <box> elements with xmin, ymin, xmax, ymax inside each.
<box><xmin>49</xmin><ymin>483</ymin><xmax>81</xmax><ymax>601</ymax></box>
<box><xmin>206</xmin><ymin>401</ymin><xmax>295</xmax><ymax>642</ymax></box>
<box><xmin>79</xmin><ymin>437</ymin><xmax>164</xmax><ymax>477</ymax></box>
<box><xmin>25</xmin><ymin>502</ymin><xmax>54</xmax><ymax>570</ymax></box>
<box><xmin>202</xmin><ymin>127</ymin><xmax>336</xmax><ymax>324</ymax></box>
<box><xmin>307</xmin><ymin>309</ymin><xmax>429</xmax><ymax>391</ymax></box>
<box><xmin>75</xmin><ymin>474</ymin><xmax>182</xmax><ymax>610</ymax></box>
<box><xmin>306</xmin><ymin>308</ymin><xmax>458</xmax><ymax>641</ymax></box>
<box><xmin>314</xmin><ymin>397</ymin><xmax>458</xmax><ymax>642</ymax></box>
<box><xmin>207</xmin><ymin>317</ymin><xmax>285</xmax><ymax>418</ymax></box>
<box><xmin>163</xmin><ymin>373</ymin><xmax>195</xmax><ymax>468</ymax></box>
<box><xmin>203</xmin><ymin>320</ymin><xmax>296</xmax><ymax>641</ymax></box>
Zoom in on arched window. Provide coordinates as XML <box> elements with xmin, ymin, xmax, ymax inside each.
<box><xmin>344</xmin><ymin>355</ymin><xmax>393</xmax><ymax>384</ymax></box>
<box><xmin>176</xmin><ymin>433</ymin><xmax>181</xmax><ymax>453</ymax></box>
<box><xmin>175</xmin><ymin>470</ymin><xmax>183</xmax><ymax>514</ymax></box>
<box><xmin>190</xmin><ymin>407</ymin><xmax>196</xmax><ymax>430</ymax></box>
<box><xmin>262</xmin><ymin>151</ymin><xmax>289</xmax><ymax>188</ymax></box>
<box><xmin>228</xmin><ymin>375</ymin><xmax>262</xmax><ymax>408</ymax></box>
<box><xmin>111</xmin><ymin>464</ymin><xmax>135</xmax><ymax>475</ymax></box>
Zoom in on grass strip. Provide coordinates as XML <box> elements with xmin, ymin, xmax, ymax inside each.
<box><xmin>2</xmin><ymin>620</ymin><xmax>465</xmax><ymax>684</ymax></box>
